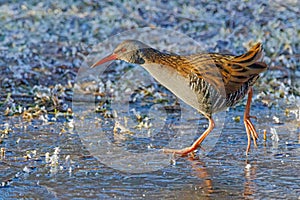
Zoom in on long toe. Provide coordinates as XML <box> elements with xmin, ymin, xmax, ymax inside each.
<box><xmin>163</xmin><ymin>147</ymin><xmax>194</xmax><ymax>156</ymax></box>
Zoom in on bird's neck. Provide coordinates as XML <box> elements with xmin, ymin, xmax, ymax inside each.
<box><xmin>140</xmin><ymin>48</ymin><xmax>190</xmax><ymax>77</ymax></box>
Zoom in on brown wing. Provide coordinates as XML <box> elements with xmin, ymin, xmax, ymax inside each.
<box><xmin>184</xmin><ymin>43</ymin><xmax>268</xmax><ymax>95</ymax></box>
<box><xmin>219</xmin><ymin>43</ymin><xmax>268</xmax><ymax>94</ymax></box>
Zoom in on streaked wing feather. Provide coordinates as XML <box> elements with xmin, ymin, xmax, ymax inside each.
<box><xmin>186</xmin><ymin>43</ymin><xmax>267</xmax><ymax>95</ymax></box>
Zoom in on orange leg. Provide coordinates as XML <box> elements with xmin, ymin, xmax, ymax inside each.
<box><xmin>244</xmin><ymin>87</ymin><xmax>258</xmax><ymax>155</ymax></box>
<box><xmin>163</xmin><ymin>115</ymin><xmax>215</xmax><ymax>156</ymax></box>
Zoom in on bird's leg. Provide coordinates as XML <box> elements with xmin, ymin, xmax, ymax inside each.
<box><xmin>244</xmin><ymin>87</ymin><xmax>258</xmax><ymax>155</ymax></box>
<box><xmin>163</xmin><ymin>116</ymin><xmax>215</xmax><ymax>156</ymax></box>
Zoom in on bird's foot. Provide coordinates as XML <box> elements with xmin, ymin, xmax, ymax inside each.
<box><xmin>163</xmin><ymin>147</ymin><xmax>196</xmax><ymax>157</ymax></box>
<box><xmin>244</xmin><ymin>114</ymin><xmax>258</xmax><ymax>154</ymax></box>
<box><xmin>162</xmin><ymin>146</ymin><xmax>205</xmax><ymax>157</ymax></box>
<box><xmin>162</xmin><ymin>116</ymin><xmax>214</xmax><ymax>157</ymax></box>
<box><xmin>249</xmin><ymin>115</ymin><xmax>257</xmax><ymax>120</ymax></box>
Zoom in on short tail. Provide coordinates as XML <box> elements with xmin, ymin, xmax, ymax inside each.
<box><xmin>231</xmin><ymin>43</ymin><xmax>268</xmax><ymax>74</ymax></box>
<box><xmin>221</xmin><ymin>43</ymin><xmax>268</xmax><ymax>94</ymax></box>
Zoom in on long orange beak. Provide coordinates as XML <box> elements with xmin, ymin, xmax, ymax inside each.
<box><xmin>90</xmin><ymin>53</ymin><xmax>117</xmax><ymax>68</ymax></box>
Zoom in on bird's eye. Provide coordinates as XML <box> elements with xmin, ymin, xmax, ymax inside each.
<box><xmin>120</xmin><ymin>48</ymin><xmax>126</xmax><ymax>52</ymax></box>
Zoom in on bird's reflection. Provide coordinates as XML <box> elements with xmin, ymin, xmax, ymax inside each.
<box><xmin>184</xmin><ymin>156</ymin><xmax>259</xmax><ymax>198</ymax></box>
<box><xmin>244</xmin><ymin>159</ymin><xmax>257</xmax><ymax>197</ymax></box>
<box><xmin>187</xmin><ymin>157</ymin><xmax>214</xmax><ymax>196</ymax></box>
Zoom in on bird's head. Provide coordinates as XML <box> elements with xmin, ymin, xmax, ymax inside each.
<box><xmin>91</xmin><ymin>40</ymin><xmax>151</xmax><ymax>68</ymax></box>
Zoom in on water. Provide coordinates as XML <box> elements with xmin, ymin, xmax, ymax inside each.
<box><xmin>1</xmin><ymin>101</ymin><xmax>299</xmax><ymax>199</ymax></box>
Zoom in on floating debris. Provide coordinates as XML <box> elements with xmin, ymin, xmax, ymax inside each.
<box><xmin>134</xmin><ymin>117</ymin><xmax>152</xmax><ymax>129</ymax></box>
<box><xmin>45</xmin><ymin>147</ymin><xmax>60</xmax><ymax>167</ymax></box>
<box><xmin>22</xmin><ymin>166</ymin><xmax>32</xmax><ymax>174</ymax></box>
<box><xmin>1</xmin><ymin>179</ymin><xmax>12</xmax><ymax>187</ymax></box>
<box><xmin>0</xmin><ymin>123</ymin><xmax>12</xmax><ymax>134</ymax></box>
<box><xmin>263</xmin><ymin>129</ymin><xmax>267</xmax><ymax>141</ymax></box>
<box><xmin>233</xmin><ymin>116</ymin><xmax>241</xmax><ymax>122</ymax></box>
<box><xmin>245</xmin><ymin>163</ymin><xmax>251</xmax><ymax>170</ymax></box>
<box><xmin>273</xmin><ymin>116</ymin><xmax>281</xmax><ymax>124</ymax></box>
<box><xmin>270</xmin><ymin>128</ymin><xmax>280</xmax><ymax>142</ymax></box>
<box><xmin>113</xmin><ymin>120</ymin><xmax>134</xmax><ymax>135</ymax></box>
<box><xmin>0</xmin><ymin>147</ymin><xmax>5</xmax><ymax>159</ymax></box>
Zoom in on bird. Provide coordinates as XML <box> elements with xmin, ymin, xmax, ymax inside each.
<box><xmin>91</xmin><ymin>40</ymin><xmax>268</xmax><ymax>156</ymax></box>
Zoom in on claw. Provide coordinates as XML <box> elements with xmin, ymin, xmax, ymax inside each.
<box><xmin>244</xmin><ymin>88</ymin><xmax>259</xmax><ymax>154</ymax></box>
<box><xmin>249</xmin><ymin>115</ymin><xmax>257</xmax><ymax>120</ymax></box>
